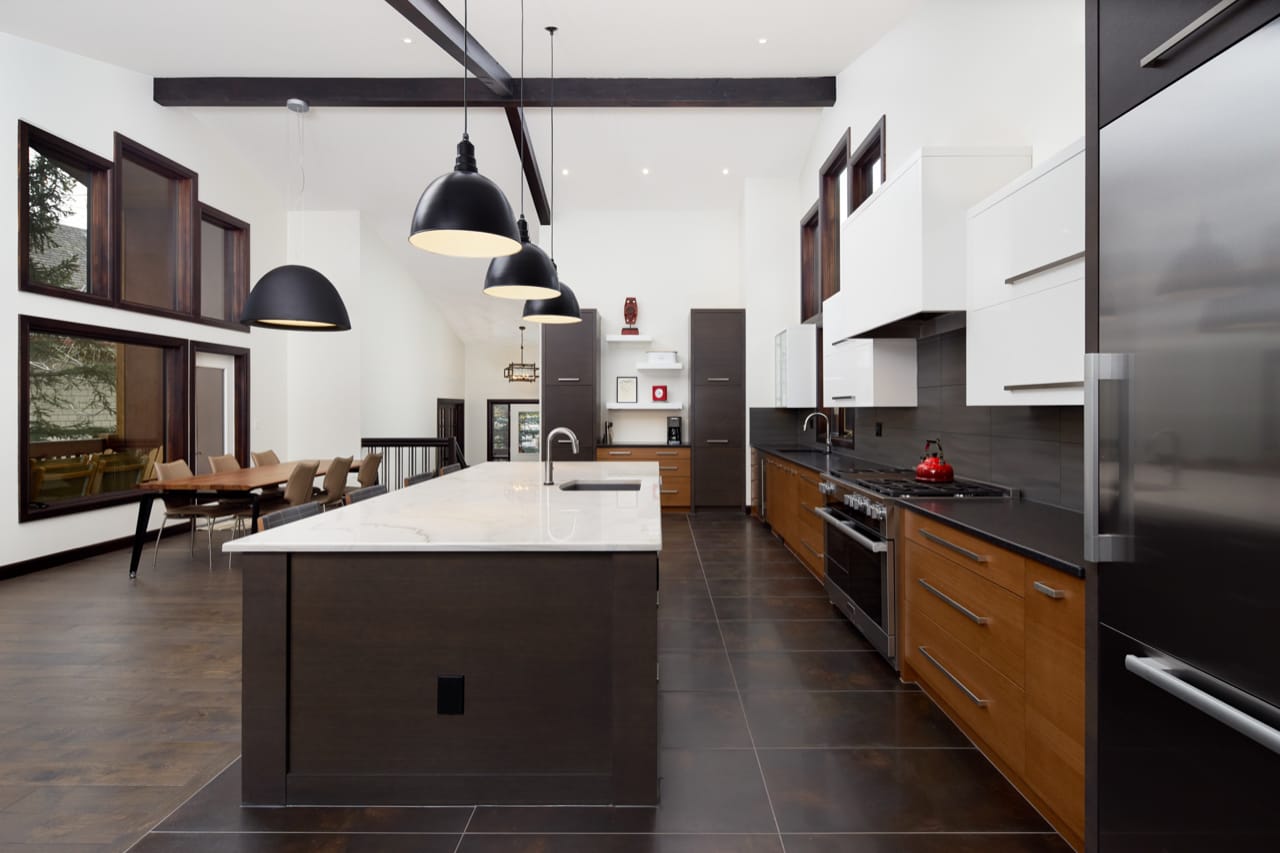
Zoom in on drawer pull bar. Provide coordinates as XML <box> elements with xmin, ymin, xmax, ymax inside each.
<box><xmin>918</xmin><ymin>579</ymin><xmax>990</xmax><ymax>625</ymax></box>
<box><xmin>1003</xmin><ymin>381</ymin><xmax>1084</xmax><ymax>391</ymax></box>
<box><xmin>918</xmin><ymin>646</ymin><xmax>989</xmax><ymax>708</ymax></box>
<box><xmin>660</xmin><ymin>489</ymin><xmax>679</xmax><ymax>495</ymax></box>
<box><xmin>659</xmin><ymin>465</ymin><xmax>679</xmax><ymax>471</ymax></box>
<box><xmin>919</xmin><ymin>528</ymin><xmax>989</xmax><ymax>564</ymax></box>
<box><xmin>800</xmin><ymin>541</ymin><xmax>824</xmax><ymax>559</ymax></box>
<box><xmin>706</xmin><ymin>377</ymin><xmax>731</xmax><ymax>382</ymax></box>
<box><xmin>557</xmin><ymin>377</ymin><xmax>581</xmax><ymax>382</ymax></box>
<box><xmin>608</xmin><ymin>450</ymin><xmax>633</xmax><ymax>456</ymax></box>
<box><xmin>1140</xmin><ymin>0</ymin><xmax>1241</xmax><ymax>68</ymax></box>
<box><xmin>830</xmin><ymin>394</ymin><xmax>855</xmax><ymax>400</ymax></box>
<box><xmin>1125</xmin><ymin>654</ymin><xmax>1280</xmax><ymax>757</ymax></box>
<box><xmin>705</xmin><ymin>439</ymin><xmax>730</xmax><ymax>444</ymax></box>
<box><xmin>1004</xmin><ymin>250</ymin><xmax>1085</xmax><ymax>285</ymax></box>
<box><xmin>656</xmin><ymin>451</ymin><xmax>679</xmax><ymax>456</ymax></box>
<box><xmin>1032</xmin><ymin>580</ymin><xmax>1066</xmax><ymax>600</ymax></box>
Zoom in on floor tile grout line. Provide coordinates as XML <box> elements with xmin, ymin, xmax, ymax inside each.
<box><xmin>453</xmin><ymin>804</ymin><xmax>476</xmax><ymax>852</ymax></box>
<box><xmin>686</xmin><ymin>513</ymin><xmax>788</xmax><ymax>853</ymax></box>
<box><xmin>120</xmin><ymin>752</ymin><xmax>241</xmax><ymax>852</ymax></box>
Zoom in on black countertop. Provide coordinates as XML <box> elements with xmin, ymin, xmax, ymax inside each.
<box><xmin>901</xmin><ymin>499</ymin><xmax>1085</xmax><ymax>578</ymax></box>
<box><xmin>753</xmin><ymin>443</ymin><xmax>1085</xmax><ymax>578</ymax></box>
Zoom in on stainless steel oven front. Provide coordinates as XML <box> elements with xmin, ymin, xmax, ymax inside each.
<box><xmin>815</xmin><ymin>479</ymin><xmax>897</xmax><ymax>668</ymax></box>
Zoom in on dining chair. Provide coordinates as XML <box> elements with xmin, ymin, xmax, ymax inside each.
<box><xmin>345</xmin><ymin>484</ymin><xmax>388</xmax><ymax>505</ymax></box>
<box><xmin>251</xmin><ymin>450</ymin><xmax>280</xmax><ymax>467</ymax></box>
<box><xmin>404</xmin><ymin>471</ymin><xmax>436</xmax><ymax>487</ymax></box>
<box><xmin>257</xmin><ymin>501</ymin><xmax>322</xmax><ymax>532</ymax></box>
<box><xmin>88</xmin><ymin>453</ymin><xmax>146</xmax><ymax>495</ymax></box>
<box><xmin>30</xmin><ymin>460</ymin><xmax>96</xmax><ymax>504</ymax></box>
<box><xmin>208</xmin><ymin>454</ymin><xmax>256</xmax><ymax>536</ymax></box>
<box><xmin>315</xmin><ymin>456</ymin><xmax>353</xmax><ymax>509</ymax></box>
<box><xmin>152</xmin><ymin>460</ymin><xmax>226</xmax><ymax>570</ymax></box>
<box><xmin>208</xmin><ymin>454</ymin><xmax>240</xmax><ymax>473</ymax></box>
<box><xmin>228</xmin><ymin>460</ymin><xmax>320</xmax><ymax>569</ymax></box>
<box><xmin>439</xmin><ymin>463</ymin><xmax>462</xmax><ymax>476</ymax></box>
<box><xmin>357</xmin><ymin>452</ymin><xmax>383</xmax><ymax>488</ymax></box>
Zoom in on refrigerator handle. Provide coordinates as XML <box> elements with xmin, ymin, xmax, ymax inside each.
<box><xmin>1085</xmin><ymin>353</ymin><xmax>1134</xmax><ymax>562</ymax></box>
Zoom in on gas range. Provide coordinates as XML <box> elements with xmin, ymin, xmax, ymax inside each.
<box><xmin>849</xmin><ymin>477</ymin><xmax>1011</xmax><ymax>500</ymax></box>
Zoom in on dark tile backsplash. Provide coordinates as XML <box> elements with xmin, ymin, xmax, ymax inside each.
<box><xmin>751</xmin><ymin>329</ymin><xmax>1084</xmax><ymax>511</ymax></box>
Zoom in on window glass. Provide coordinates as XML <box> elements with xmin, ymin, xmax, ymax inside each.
<box><xmin>838</xmin><ymin>166</ymin><xmax>849</xmax><ymax>221</ymax></box>
<box><xmin>27</xmin><ymin>147</ymin><xmax>91</xmax><ymax>292</ymax></box>
<box><xmin>490</xmin><ymin>403</ymin><xmax>510</xmax><ymax>460</ymax></box>
<box><xmin>200</xmin><ymin>219</ymin><xmax>230</xmax><ymax>320</ymax></box>
<box><xmin>869</xmin><ymin>157</ymin><xmax>883</xmax><ymax>194</ymax></box>
<box><xmin>120</xmin><ymin>156</ymin><xmax>182</xmax><ymax>311</ymax></box>
<box><xmin>27</xmin><ymin>331</ymin><xmax>166</xmax><ymax>509</ymax></box>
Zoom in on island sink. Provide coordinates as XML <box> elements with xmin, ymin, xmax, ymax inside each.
<box><xmin>559</xmin><ymin>480</ymin><xmax>642</xmax><ymax>491</ymax></box>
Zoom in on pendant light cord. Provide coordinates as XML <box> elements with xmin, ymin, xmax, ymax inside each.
<box><xmin>463</xmin><ymin>0</ymin><xmax>469</xmax><ymax>137</ymax></box>
<box><xmin>548</xmin><ymin>25</ymin><xmax>556</xmax><ymax>259</ymax></box>
<box><xmin>518</xmin><ymin>0</ymin><xmax>525</xmax><ymax>216</ymax></box>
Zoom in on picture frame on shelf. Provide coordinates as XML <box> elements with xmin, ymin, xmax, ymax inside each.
<box><xmin>652</xmin><ymin>385</ymin><xmax>668</xmax><ymax>402</ymax></box>
<box><xmin>616</xmin><ymin>376</ymin><xmax>638</xmax><ymax>404</ymax></box>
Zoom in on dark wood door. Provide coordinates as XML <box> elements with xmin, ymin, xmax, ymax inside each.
<box><xmin>542</xmin><ymin>384</ymin><xmax>597</xmax><ymax>461</ymax></box>
<box><xmin>693</xmin><ymin>446</ymin><xmax>745</xmax><ymax>508</ymax></box>
<box><xmin>437</xmin><ymin>398</ymin><xmax>464</xmax><ymax>462</ymax></box>
<box><xmin>1097</xmin><ymin>0</ymin><xmax>1280</xmax><ymax>127</ymax></box>
<box><xmin>690</xmin><ymin>384</ymin><xmax>745</xmax><ymax>448</ymax></box>
<box><xmin>542</xmin><ymin>309</ymin><xmax>598</xmax><ymax>387</ymax></box>
<box><xmin>690</xmin><ymin>309</ymin><xmax>745</xmax><ymax>386</ymax></box>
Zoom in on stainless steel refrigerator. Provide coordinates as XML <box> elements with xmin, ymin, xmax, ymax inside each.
<box><xmin>1091</xmin><ymin>14</ymin><xmax>1280</xmax><ymax>851</ymax></box>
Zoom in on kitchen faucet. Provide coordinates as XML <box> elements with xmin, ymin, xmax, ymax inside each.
<box><xmin>803</xmin><ymin>411</ymin><xmax>831</xmax><ymax>454</ymax></box>
<box><xmin>543</xmin><ymin>426</ymin><xmax>580</xmax><ymax>485</ymax></box>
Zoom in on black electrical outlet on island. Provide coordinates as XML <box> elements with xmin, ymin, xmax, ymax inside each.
<box><xmin>437</xmin><ymin>675</ymin><xmax>465</xmax><ymax>714</ymax></box>
<box><xmin>875</xmin><ymin>421</ymin><xmax>883</xmax><ymax>436</ymax></box>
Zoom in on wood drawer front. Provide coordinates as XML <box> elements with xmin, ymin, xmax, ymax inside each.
<box><xmin>794</xmin><ymin>527</ymin><xmax>824</xmax><ymax>579</ymax></box>
<box><xmin>905</xmin><ymin>541</ymin><xmax>1025</xmax><ymax>687</ymax></box>
<box><xmin>1024</xmin><ymin>564</ymin><xmax>1085</xmax><ymax>841</ymax></box>
<box><xmin>658</xmin><ymin>475</ymin><xmax>691</xmax><ymax>507</ymax></box>
<box><xmin>904</xmin><ymin>512</ymin><xmax>1025</xmax><ymax>596</ymax></box>
<box><xmin>907</xmin><ymin>606</ymin><xmax>1025</xmax><ymax>774</ymax></box>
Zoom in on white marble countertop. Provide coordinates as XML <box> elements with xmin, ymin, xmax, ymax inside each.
<box><xmin>223</xmin><ymin>461</ymin><xmax>663</xmax><ymax>553</ymax></box>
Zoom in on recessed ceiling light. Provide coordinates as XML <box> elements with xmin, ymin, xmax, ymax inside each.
<box><xmin>403</xmin><ymin>37</ymin><xmax>413</xmax><ymax>44</ymax></box>
<box><xmin>758</xmin><ymin>37</ymin><xmax>768</xmax><ymax>45</ymax></box>
<box><xmin>561</xmin><ymin>168</ymin><xmax>569</xmax><ymax>176</ymax></box>
<box><xmin>641</xmin><ymin>167</ymin><xmax>650</xmax><ymax>175</ymax></box>
<box><xmin>722</xmin><ymin>168</ymin><xmax>730</xmax><ymax>175</ymax></box>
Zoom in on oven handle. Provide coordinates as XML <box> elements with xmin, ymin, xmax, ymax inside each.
<box><xmin>814</xmin><ymin>507</ymin><xmax>888</xmax><ymax>553</ymax></box>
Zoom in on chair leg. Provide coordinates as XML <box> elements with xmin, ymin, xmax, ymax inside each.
<box><xmin>207</xmin><ymin>517</ymin><xmax>214</xmax><ymax>570</ymax></box>
<box><xmin>152</xmin><ymin>515</ymin><xmax>167</xmax><ymax>569</ymax></box>
<box><xmin>189</xmin><ymin>517</ymin><xmax>196</xmax><ymax>556</ymax></box>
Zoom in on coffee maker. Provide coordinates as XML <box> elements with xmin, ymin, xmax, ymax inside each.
<box><xmin>666</xmin><ymin>416</ymin><xmax>682</xmax><ymax>446</ymax></box>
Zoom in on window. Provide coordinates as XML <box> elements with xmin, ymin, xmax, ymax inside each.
<box><xmin>800</xmin><ymin>202</ymin><xmax>820</xmax><ymax>322</ymax></box>
<box><xmin>487</xmin><ymin>399</ymin><xmax>539</xmax><ymax>462</ymax></box>
<box><xmin>818</xmin><ymin>129</ymin><xmax>851</xmax><ymax>307</ymax></box>
<box><xmin>21</xmin><ymin>317</ymin><xmax>190</xmax><ymax>521</ymax></box>
<box><xmin>115</xmin><ymin>134</ymin><xmax>198</xmax><ymax>316</ymax></box>
<box><xmin>198</xmin><ymin>204</ymin><xmax>250</xmax><ymax>327</ymax></box>
<box><xmin>849</xmin><ymin>115</ymin><xmax>886</xmax><ymax>215</ymax></box>
<box><xmin>18</xmin><ymin>123</ymin><xmax>111</xmax><ymax>300</ymax></box>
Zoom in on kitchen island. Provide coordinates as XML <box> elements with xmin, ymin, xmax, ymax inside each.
<box><xmin>224</xmin><ymin>461</ymin><xmax>662</xmax><ymax>807</ymax></box>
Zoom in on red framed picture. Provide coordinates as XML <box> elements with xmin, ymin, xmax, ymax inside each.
<box><xmin>652</xmin><ymin>385</ymin><xmax>668</xmax><ymax>402</ymax></box>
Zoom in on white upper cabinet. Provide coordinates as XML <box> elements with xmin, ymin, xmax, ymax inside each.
<box><xmin>965</xmin><ymin>139</ymin><xmax>1085</xmax><ymax>406</ymax></box>
<box><xmin>835</xmin><ymin>148</ymin><xmax>1032</xmax><ymax>340</ymax></box>
<box><xmin>821</xmin><ymin>291</ymin><xmax>917</xmax><ymax>408</ymax></box>
<box><xmin>774</xmin><ymin>324</ymin><xmax>816</xmax><ymax>408</ymax></box>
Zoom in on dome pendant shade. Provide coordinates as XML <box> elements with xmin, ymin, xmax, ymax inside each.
<box><xmin>242</xmin><ymin>264</ymin><xmax>351</xmax><ymax>331</ymax></box>
<box><xmin>409</xmin><ymin>135</ymin><xmax>521</xmax><ymax>258</ymax></box>
<box><xmin>483</xmin><ymin>216</ymin><xmax>561</xmax><ymax>299</ymax></box>
<box><xmin>522</xmin><ymin>280</ymin><xmax>581</xmax><ymax>324</ymax></box>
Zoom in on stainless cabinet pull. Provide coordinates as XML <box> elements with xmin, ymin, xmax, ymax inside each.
<box><xmin>608</xmin><ymin>450</ymin><xmax>632</xmax><ymax>456</ymax></box>
<box><xmin>918</xmin><ymin>529</ymin><xmax>989</xmax><ymax>564</ymax></box>
<box><xmin>656</xmin><ymin>451</ymin><xmax>678</xmax><ymax>456</ymax></box>
<box><xmin>557</xmin><ymin>377</ymin><xmax>581</xmax><ymax>382</ymax></box>
<box><xmin>1004</xmin><ymin>250</ymin><xmax>1085</xmax><ymax>285</ymax></box>
<box><xmin>706</xmin><ymin>377</ymin><xmax>731</xmax><ymax>382</ymax></box>
<box><xmin>1140</xmin><ymin>0</ymin><xmax>1241</xmax><ymax>68</ymax></box>
<box><xmin>1085</xmin><ymin>353</ymin><xmax>1134</xmax><ymax>563</ymax></box>
<box><xmin>705</xmin><ymin>439</ymin><xmax>729</xmax><ymax>444</ymax></box>
<box><xmin>832</xmin><ymin>336</ymin><xmax>856</xmax><ymax>347</ymax></box>
<box><xmin>1033</xmin><ymin>580</ymin><xmax>1065</xmax><ymax>600</ymax></box>
<box><xmin>659</xmin><ymin>465</ymin><xmax>678</xmax><ymax>471</ymax></box>
<box><xmin>831</xmin><ymin>394</ymin><xmax>854</xmax><ymax>400</ymax></box>
<box><xmin>1003</xmin><ymin>381</ymin><xmax>1085</xmax><ymax>391</ymax></box>
<box><xmin>660</xmin><ymin>489</ymin><xmax>678</xmax><ymax>495</ymax></box>
<box><xmin>801</xmin><ymin>541</ymin><xmax>823</xmax><ymax>559</ymax></box>
<box><xmin>918</xmin><ymin>646</ymin><xmax>988</xmax><ymax>708</ymax></box>
<box><xmin>556</xmin><ymin>439</ymin><xmax>574</xmax><ymax>444</ymax></box>
<box><xmin>1125</xmin><ymin>655</ymin><xmax>1280</xmax><ymax>757</ymax></box>
<box><xmin>918</xmin><ymin>579</ymin><xmax>990</xmax><ymax>625</ymax></box>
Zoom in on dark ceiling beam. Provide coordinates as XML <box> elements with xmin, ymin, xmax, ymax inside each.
<box><xmin>152</xmin><ymin>77</ymin><xmax>838</xmax><ymax>109</ymax></box>
<box><xmin>504</xmin><ymin>107</ymin><xmax>551</xmax><ymax>227</ymax></box>
<box><xmin>383</xmin><ymin>0</ymin><xmax>513</xmax><ymax>97</ymax></box>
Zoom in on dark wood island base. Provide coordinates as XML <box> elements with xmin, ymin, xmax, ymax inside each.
<box><xmin>241</xmin><ymin>550</ymin><xmax>658</xmax><ymax>807</ymax></box>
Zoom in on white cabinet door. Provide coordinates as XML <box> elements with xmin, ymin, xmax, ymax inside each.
<box><xmin>842</xmin><ymin>160</ymin><xmax>925</xmax><ymax>335</ymax></box>
<box><xmin>823</xmin><ymin>337</ymin><xmax>855</xmax><ymax>407</ymax></box>
<box><xmin>824</xmin><ymin>338</ymin><xmax>917</xmax><ymax>408</ymax></box>
<box><xmin>776</xmin><ymin>325</ymin><xmax>816</xmax><ymax>408</ymax></box>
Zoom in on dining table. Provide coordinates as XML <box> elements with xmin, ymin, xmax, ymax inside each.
<box><xmin>129</xmin><ymin>459</ymin><xmax>359</xmax><ymax>579</ymax></box>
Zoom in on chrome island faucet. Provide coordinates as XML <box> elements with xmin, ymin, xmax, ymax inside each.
<box><xmin>543</xmin><ymin>426</ymin><xmax>580</xmax><ymax>485</ymax></box>
<box><xmin>803</xmin><ymin>411</ymin><xmax>832</xmax><ymax>454</ymax></box>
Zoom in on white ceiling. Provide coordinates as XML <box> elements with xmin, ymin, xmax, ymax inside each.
<box><xmin>1</xmin><ymin>0</ymin><xmax>919</xmax><ymax>343</ymax></box>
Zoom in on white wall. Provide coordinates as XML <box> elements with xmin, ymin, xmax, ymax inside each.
<box><xmin>800</xmin><ymin>0</ymin><xmax>1084</xmax><ymax>208</ymax></box>
<box><xmin>741</xmin><ymin>178</ymin><xmax>803</xmax><ymax>410</ymax></box>
<box><xmin>0</xmin><ymin>32</ymin><xmax>290</xmax><ymax>565</ymax></box>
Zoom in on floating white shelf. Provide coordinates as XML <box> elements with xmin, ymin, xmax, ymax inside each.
<box><xmin>605</xmin><ymin>402</ymin><xmax>684</xmax><ymax>411</ymax></box>
<box><xmin>635</xmin><ymin>363</ymin><xmax>684</xmax><ymax>371</ymax></box>
<box><xmin>605</xmin><ymin>334</ymin><xmax>653</xmax><ymax>343</ymax></box>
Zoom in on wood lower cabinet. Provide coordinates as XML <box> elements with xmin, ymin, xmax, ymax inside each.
<box><xmin>596</xmin><ymin>446</ymin><xmax>690</xmax><ymax>510</ymax></box>
<box><xmin>900</xmin><ymin>509</ymin><xmax>1084</xmax><ymax>852</ymax></box>
<box><xmin>760</xmin><ymin>453</ymin><xmax>823</xmax><ymax>580</ymax></box>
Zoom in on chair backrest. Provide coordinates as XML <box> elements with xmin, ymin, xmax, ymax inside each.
<box><xmin>90</xmin><ymin>454</ymin><xmax>146</xmax><ymax>494</ymax></box>
<box><xmin>404</xmin><ymin>471</ymin><xmax>436</xmax><ymax>487</ymax></box>
<box><xmin>318</xmin><ymin>456</ymin><xmax>353</xmax><ymax>502</ymax></box>
<box><xmin>251</xmin><ymin>449</ymin><xmax>280</xmax><ymax>467</ymax></box>
<box><xmin>31</xmin><ymin>463</ymin><xmax>96</xmax><ymax>501</ymax></box>
<box><xmin>155</xmin><ymin>460</ymin><xmax>194</xmax><ymax>481</ymax></box>
<box><xmin>357</xmin><ymin>452</ymin><xmax>383</xmax><ymax>488</ymax></box>
<box><xmin>345</xmin><ymin>483</ymin><xmax>388</xmax><ymax>505</ymax></box>
<box><xmin>282</xmin><ymin>460</ymin><xmax>319</xmax><ymax>506</ymax></box>
<box><xmin>208</xmin><ymin>454</ymin><xmax>241</xmax><ymax>473</ymax></box>
<box><xmin>258</xmin><ymin>501</ymin><xmax>322</xmax><ymax>531</ymax></box>
<box><xmin>439</xmin><ymin>463</ymin><xmax>462</xmax><ymax>475</ymax></box>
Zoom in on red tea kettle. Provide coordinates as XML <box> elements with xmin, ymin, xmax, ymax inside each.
<box><xmin>915</xmin><ymin>438</ymin><xmax>954</xmax><ymax>483</ymax></box>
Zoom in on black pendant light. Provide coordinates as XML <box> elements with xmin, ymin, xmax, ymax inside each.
<box><xmin>408</xmin><ymin>0</ymin><xmax>520</xmax><ymax>258</ymax></box>
<box><xmin>523</xmin><ymin>26</ymin><xmax>582</xmax><ymax>325</ymax></box>
<box><xmin>242</xmin><ymin>99</ymin><xmax>351</xmax><ymax>331</ymax></box>
<box><xmin>484</xmin><ymin>0</ymin><xmax>559</xmax><ymax>300</ymax></box>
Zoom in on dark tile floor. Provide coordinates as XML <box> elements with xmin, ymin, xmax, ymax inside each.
<box><xmin>130</xmin><ymin>512</ymin><xmax>1067</xmax><ymax>852</ymax></box>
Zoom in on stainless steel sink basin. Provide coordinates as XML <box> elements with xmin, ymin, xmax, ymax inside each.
<box><xmin>558</xmin><ymin>480</ymin><xmax>642</xmax><ymax>491</ymax></box>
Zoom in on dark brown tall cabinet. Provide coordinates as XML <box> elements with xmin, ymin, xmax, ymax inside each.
<box><xmin>540</xmin><ymin>309</ymin><xmax>600</xmax><ymax>462</ymax></box>
<box><xmin>690</xmin><ymin>309</ymin><xmax>745</xmax><ymax>508</ymax></box>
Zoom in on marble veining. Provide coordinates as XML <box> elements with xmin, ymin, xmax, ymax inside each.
<box><xmin>223</xmin><ymin>461</ymin><xmax>663</xmax><ymax>553</ymax></box>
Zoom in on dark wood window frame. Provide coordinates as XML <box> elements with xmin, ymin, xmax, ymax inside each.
<box><xmin>800</xmin><ymin>201</ymin><xmax>820</xmax><ymax>323</ymax></box>
<box><xmin>190</xmin><ymin>342</ymin><xmax>251</xmax><ymax>469</ymax></box>
<box><xmin>849</xmin><ymin>115</ymin><xmax>887</xmax><ymax>215</ymax></box>
<box><xmin>19</xmin><ymin>315</ymin><xmax>190</xmax><ymax>523</ymax></box>
<box><xmin>18</xmin><ymin>121</ymin><xmax>113</xmax><ymax>303</ymax></box>
<box><xmin>818</xmin><ymin>129</ymin><xmax>851</xmax><ymax>308</ymax></box>
<box><xmin>197</xmin><ymin>203</ymin><xmax>251</xmax><ymax>331</ymax></box>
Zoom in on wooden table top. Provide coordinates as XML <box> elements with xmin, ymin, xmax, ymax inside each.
<box><xmin>139</xmin><ymin>459</ymin><xmax>358</xmax><ymax>492</ymax></box>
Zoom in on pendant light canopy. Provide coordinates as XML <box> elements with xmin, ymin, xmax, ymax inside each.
<box><xmin>242</xmin><ymin>99</ymin><xmax>352</xmax><ymax>331</ymax></box>
<box><xmin>483</xmin><ymin>0</ymin><xmax>560</xmax><ymax>299</ymax></box>
<box><xmin>523</xmin><ymin>279</ymin><xmax>581</xmax><ymax>325</ymax></box>
<box><xmin>408</xmin><ymin>0</ymin><xmax>520</xmax><ymax>258</ymax></box>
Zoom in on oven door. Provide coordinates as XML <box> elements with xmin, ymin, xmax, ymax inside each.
<box><xmin>817</xmin><ymin>505</ymin><xmax>896</xmax><ymax>665</ymax></box>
